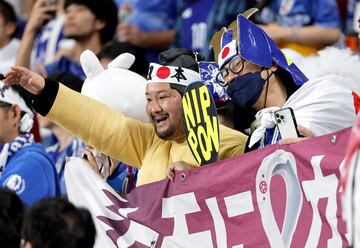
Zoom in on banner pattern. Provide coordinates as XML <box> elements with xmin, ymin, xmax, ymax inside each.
<box><xmin>65</xmin><ymin>128</ymin><xmax>351</xmax><ymax>248</ymax></box>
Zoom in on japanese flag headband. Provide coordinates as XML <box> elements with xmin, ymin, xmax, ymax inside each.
<box><xmin>147</xmin><ymin>63</ymin><xmax>200</xmax><ymax>87</ymax></box>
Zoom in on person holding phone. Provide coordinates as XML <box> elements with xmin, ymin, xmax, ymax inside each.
<box><xmin>212</xmin><ymin>14</ymin><xmax>359</xmax><ymax>150</ymax></box>
<box><xmin>16</xmin><ymin>0</ymin><xmax>118</xmax><ymax>80</ymax></box>
<box><xmin>16</xmin><ymin>0</ymin><xmax>65</xmax><ymax>71</ymax></box>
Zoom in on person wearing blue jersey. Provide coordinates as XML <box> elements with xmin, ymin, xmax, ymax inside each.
<box><xmin>17</xmin><ymin>0</ymin><xmax>118</xmax><ymax>80</ymax></box>
<box><xmin>115</xmin><ymin>0</ymin><xmax>177</xmax><ymax>63</ymax></box>
<box><xmin>0</xmin><ymin>81</ymin><xmax>59</xmax><ymax>206</ymax></box>
<box><xmin>173</xmin><ymin>0</ymin><xmax>251</xmax><ymax>60</ymax></box>
<box><xmin>255</xmin><ymin>0</ymin><xmax>342</xmax><ymax>56</ymax></box>
<box><xmin>16</xmin><ymin>0</ymin><xmax>66</xmax><ymax>71</ymax></box>
<box><xmin>44</xmin><ymin>0</ymin><xmax>118</xmax><ymax>79</ymax></box>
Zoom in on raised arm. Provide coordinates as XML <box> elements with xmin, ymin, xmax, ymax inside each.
<box><xmin>5</xmin><ymin>66</ymin><xmax>46</xmax><ymax>95</ymax></box>
<box><xmin>260</xmin><ymin>25</ymin><xmax>341</xmax><ymax>47</ymax></box>
<box><xmin>117</xmin><ymin>25</ymin><xmax>175</xmax><ymax>50</ymax></box>
<box><xmin>4</xmin><ymin>66</ymin><xmax>153</xmax><ymax>167</ymax></box>
<box><xmin>16</xmin><ymin>0</ymin><xmax>56</xmax><ymax>68</ymax></box>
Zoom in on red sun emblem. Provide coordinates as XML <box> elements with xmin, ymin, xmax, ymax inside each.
<box><xmin>221</xmin><ymin>47</ymin><xmax>230</xmax><ymax>59</ymax></box>
<box><xmin>259</xmin><ymin>181</ymin><xmax>267</xmax><ymax>194</ymax></box>
<box><xmin>156</xmin><ymin>66</ymin><xmax>171</xmax><ymax>79</ymax></box>
<box><xmin>352</xmin><ymin>91</ymin><xmax>360</xmax><ymax>114</ymax></box>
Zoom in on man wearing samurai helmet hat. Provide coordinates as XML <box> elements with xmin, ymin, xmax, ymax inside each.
<box><xmin>210</xmin><ymin>9</ymin><xmax>359</xmax><ymax>149</ymax></box>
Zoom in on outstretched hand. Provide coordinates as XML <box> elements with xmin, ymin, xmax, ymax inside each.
<box><xmin>4</xmin><ymin>66</ymin><xmax>46</xmax><ymax>95</ymax></box>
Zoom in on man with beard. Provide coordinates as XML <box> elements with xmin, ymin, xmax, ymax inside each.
<box><xmin>4</xmin><ymin>48</ymin><xmax>247</xmax><ymax>186</ymax></box>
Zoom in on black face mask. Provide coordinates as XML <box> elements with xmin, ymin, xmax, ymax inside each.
<box><xmin>226</xmin><ymin>71</ymin><xmax>266</xmax><ymax>109</ymax></box>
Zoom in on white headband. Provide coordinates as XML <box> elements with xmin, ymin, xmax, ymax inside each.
<box><xmin>147</xmin><ymin>63</ymin><xmax>200</xmax><ymax>87</ymax></box>
<box><xmin>0</xmin><ymin>81</ymin><xmax>34</xmax><ymax>133</ymax></box>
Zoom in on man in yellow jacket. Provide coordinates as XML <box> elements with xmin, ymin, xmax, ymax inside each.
<box><xmin>4</xmin><ymin>48</ymin><xmax>247</xmax><ymax>187</ymax></box>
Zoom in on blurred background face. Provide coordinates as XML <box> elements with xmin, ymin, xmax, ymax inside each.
<box><xmin>0</xmin><ymin>103</ymin><xmax>15</xmax><ymax>143</ymax></box>
<box><xmin>145</xmin><ymin>83</ymin><xmax>184</xmax><ymax>141</ymax></box>
<box><xmin>63</xmin><ymin>4</ymin><xmax>100</xmax><ymax>40</ymax></box>
<box><xmin>0</xmin><ymin>1</ymin><xmax>17</xmax><ymax>48</ymax></box>
<box><xmin>0</xmin><ymin>15</ymin><xmax>7</xmax><ymax>46</ymax></box>
<box><xmin>0</xmin><ymin>15</ymin><xmax>15</xmax><ymax>48</ymax></box>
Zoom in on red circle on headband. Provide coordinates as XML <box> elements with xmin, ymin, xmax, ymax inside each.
<box><xmin>156</xmin><ymin>66</ymin><xmax>171</xmax><ymax>79</ymax></box>
<box><xmin>221</xmin><ymin>47</ymin><xmax>230</xmax><ymax>59</ymax></box>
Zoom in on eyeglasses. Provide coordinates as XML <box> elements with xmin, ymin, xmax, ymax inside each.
<box><xmin>216</xmin><ymin>56</ymin><xmax>245</xmax><ymax>87</ymax></box>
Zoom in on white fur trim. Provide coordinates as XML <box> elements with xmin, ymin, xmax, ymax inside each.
<box><xmin>299</xmin><ymin>47</ymin><xmax>360</xmax><ymax>94</ymax></box>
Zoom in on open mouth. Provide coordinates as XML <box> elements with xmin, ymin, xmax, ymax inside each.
<box><xmin>153</xmin><ymin>115</ymin><xmax>168</xmax><ymax>125</ymax></box>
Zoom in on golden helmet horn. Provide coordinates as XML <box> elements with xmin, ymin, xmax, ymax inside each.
<box><xmin>209</xmin><ymin>8</ymin><xmax>258</xmax><ymax>64</ymax></box>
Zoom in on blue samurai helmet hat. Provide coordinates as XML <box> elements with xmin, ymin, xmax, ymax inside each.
<box><xmin>211</xmin><ymin>9</ymin><xmax>308</xmax><ymax>86</ymax></box>
<box><xmin>237</xmin><ymin>15</ymin><xmax>308</xmax><ymax>86</ymax></box>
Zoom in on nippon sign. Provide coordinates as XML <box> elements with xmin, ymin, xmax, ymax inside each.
<box><xmin>65</xmin><ymin>128</ymin><xmax>350</xmax><ymax>248</ymax></box>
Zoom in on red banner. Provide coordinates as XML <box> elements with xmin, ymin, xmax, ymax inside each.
<box><xmin>65</xmin><ymin>128</ymin><xmax>351</xmax><ymax>248</ymax></box>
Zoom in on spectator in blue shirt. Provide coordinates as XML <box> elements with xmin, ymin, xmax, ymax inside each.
<box><xmin>17</xmin><ymin>0</ymin><xmax>118</xmax><ymax>80</ymax></box>
<box><xmin>255</xmin><ymin>0</ymin><xmax>342</xmax><ymax>56</ymax></box>
<box><xmin>173</xmin><ymin>0</ymin><xmax>251</xmax><ymax>60</ymax></box>
<box><xmin>0</xmin><ymin>81</ymin><xmax>59</xmax><ymax>206</ymax></box>
<box><xmin>16</xmin><ymin>0</ymin><xmax>67</xmax><ymax>72</ymax></box>
<box><xmin>115</xmin><ymin>0</ymin><xmax>177</xmax><ymax>63</ymax></box>
<box><xmin>44</xmin><ymin>0</ymin><xmax>118</xmax><ymax>79</ymax></box>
